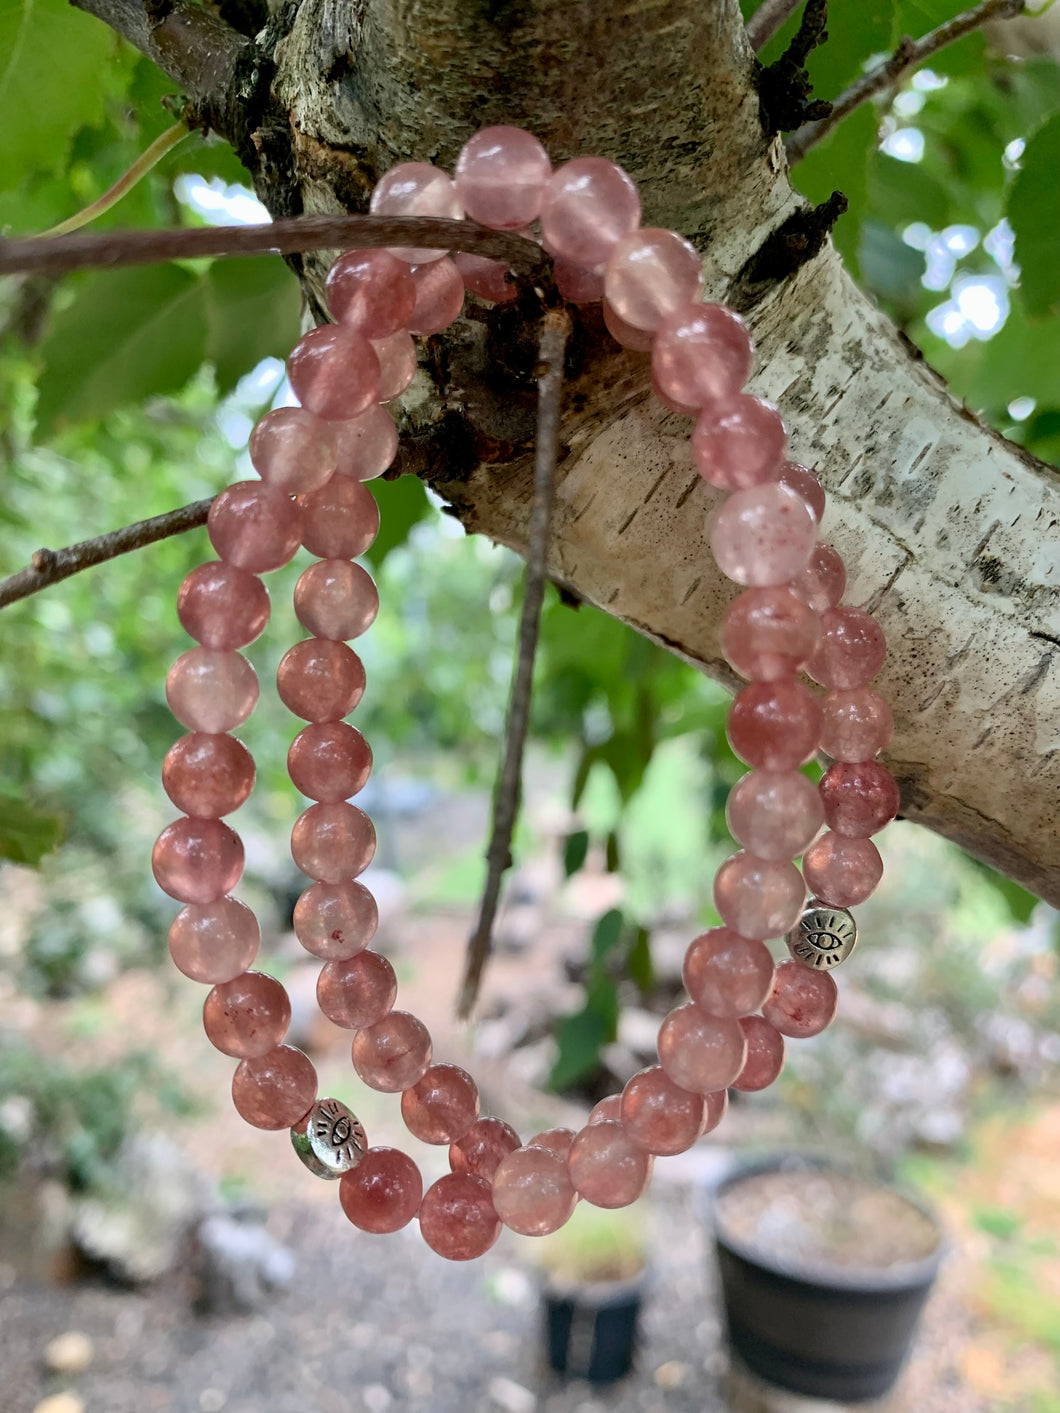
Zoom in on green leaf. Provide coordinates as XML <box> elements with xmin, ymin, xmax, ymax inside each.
<box><xmin>1008</xmin><ymin>113</ymin><xmax>1060</xmax><ymax>319</ymax></box>
<box><xmin>626</xmin><ymin>925</ymin><xmax>654</xmax><ymax>993</ymax></box>
<box><xmin>793</xmin><ymin>106</ymin><xmax>877</xmax><ymax>270</ymax></box>
<box><xmin>807</xmin><ymin>1</ymin><xmax>895</xmax><ymax>102</ymax></box>
<box><xmin>548</xmin><ymin>1005</ymin><xmax>611</xmax><ymax>1091</ymax></box>
<box><xmin>952</xmin><ymin>312</ymin><xmax>1060</xmax><ymax>412</ymax></box>
<box><xmin>204</xmin><ymin>259</ymin><xmax>301</xmax><ymax>396</ymax></box>
<box><xmin>858</xmin><ymin>219</ymin><xmax>926</xmax><ymax>305</ymax></box>
<box><xmin>563</xmin><ymin>828</ymin><xmax>589</xmax><ymax>878</ymax></box>
<box><xmin>590</xmin><ymin>908</ymin><xmax>625</xmax><ymax>965</ymax></box>
<box><xmin>971</xmin><ymin>860</ymin><xmax>1039</xmax><ymax>925</ymax></box>
<box><xmin>0</xmin><ymin>793</ymin><xmax>63</xmax><ymax>865</ymax></box>
<box><xmin>365</xmin><ymin>474</ymin><xmax>432</xmax><ymax>568</ymax></box>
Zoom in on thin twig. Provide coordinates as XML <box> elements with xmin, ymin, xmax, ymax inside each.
<box><xmin>786</xmin><ymin>0</ymin><xmax>1025</xmax><ymax>163</ymax></box>
<box><xmin>457</xmin><ymin>307</ymin><xmax>572</xmax><ymax>1020</ymax></box>
<box><xmin>42</xmin><ymin>123</ymin><xmax>192</xmax><ymax>237</ymax></box>
<box><xmin>746</xmin><ymin>0</ymin><xmax>806</xmax><ymax>53</ymax></box>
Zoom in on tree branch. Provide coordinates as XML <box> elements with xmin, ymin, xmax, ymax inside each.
<box><xmin>746</xmin><ymin>0</ymin><xmax>805</xmax><ymax>53</ymax></box>
<box><xmin>786</xmin><ymin>0</ymin><xmax>1025</xmax><ymax>163</ymax></box>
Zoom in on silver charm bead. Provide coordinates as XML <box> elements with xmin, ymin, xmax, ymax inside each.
<box><xmin>291</xmin><ymin>1098</ymin><xmax>367</xmax><ymax>1179</ymax></box>
<box><xmin>786</xmin><ymin>902</ymin><xmax>858</xmax><ymax>970</ymax></box>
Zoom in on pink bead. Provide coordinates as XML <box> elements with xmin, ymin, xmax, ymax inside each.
<box><xmin>727</xmin><ymin>679</ymin><xmax>822</xmax><ymax>770</ymax></box>
<box><xmin>721</xmin><ymin>588</ymin><xmax>820</xmax><ymax>682</ymax></box>
<box><xmin>588</xmin><ymin>1094</ymin><xmax>623</xmax><ymax>1125</ymax></box>
<box><xmin>162</xmin><ymin>733</ymin><xmax>255</xmax><ymax>818</ymax></box>
<box><xmin>552</xmin><ymin>255</ymin><xmax>606</xmax><ymax>303</ymax></box>
<box><xmin>652</xmin><ymin>373</ymin><xmax>699</xmax><ymax>417</ymax></box>
<box><xmin>539</xmin><ymin>157</ymin><xmax>641</xmax><ymax>272</ymax></box>
<box><xmin>317</xmin><ymin>949</ymin><xmax>396</xmax><ymax>1027</ymax></box>
<box><xmin>682</xmin><ymin>928</ymin><xmax>775</xmax><ymax>1019</ymax></box>
<box><xmin>401</xmin><ymin>1063</ymin><xmax>480</xmax><ymax>1144</ymax></box>
<box><xmin>369</xmin><ymin>162</ymin><xmax>463</xmax><ymax>263</ymax></box>
<box><xmin>703</xmin><ymin>1089</ymin><xmax>729</xmax><ymax>1135</ymax></box>
<box><xmin>248</xmin><ymin>407</ymin><xmax>337</xmax><ymax>494</ymax></box>
<box><xmin>340</xmin><ymin>1146</ymin><xmax>423</xmax><ymax>1233</ymax></box>
<box><xmin>454</xmin><ymin>126</ymin><xmax>551</xmax><ymax>229</ymax></box>
<box><xmin>453</xmin><ymin>250</ymin><xmax>517</xmax><ymax>304</ymax></box>
<box><xmin>492</xmin><ymin>1145</ymin><xmax>577</xmax><ymax>1236</ymax></box>
<box><xmin>567</xmin><ymin>1120</ymin><xmax>650</xmax><ymax>1209</ymax></box>
<box><xmin>714</xmin><ymin>852</ymin><xmax>806</xmax><ymax>939</ymax></box>
<box><xmin>287</xmin><ymin>325</ymin><xmax>381</xmax><ymax>422</ymax></box>
<box><xmin>528</xmin><ymin>1127</ymin><xmax>576</xmax><ymax>1159</ymax></box>
<box><xmin>352</xmin><ymin>1010</ymin><xmax>432</xmax><ymax>1092</ymax></box>
<box><xmin>167</xmin><ymin>649</ymin><xmax>259</xmax><ymax>735</ymax></box>
<box><xmin>152</xmin><ymin>818</ymin><xmax>244</xmax><ymax>905</ymax></box>
<box><xmin>604</xmin><ymin>228</ymin><xmax>702</xmax><ymax>332</ymax></box>
<box><xmin>819</xmin><ymin>761</ymin><xmax>900</xmax><ymax>837</ymax></box>
<box><xmin>277</xmin><ymin>639</ymin><xmax>366</xmax><ymax>722</ymax></box>
<box><xmin>231</xmin><ymin>1044</ymin><xmax>316</xmax><ymax>1130</ymax></box>
<box><xmin>711</xmin><ymin>483</ymin><xmax>817</xmax><ymax>588</ymax></box>
<box><xmin>693</xmin><ymin>396</ymin><xmax>787</xmax><ymax>491</ymax></box>
<box><xmin>777</xmin><ymin>461</ymin><xmax>826</xmax><ymax>523</ymax></box>
<box><xmin>820</xmin><ymin>688</ymin><xmax>894</xmax><ymax>760</ymax></box>
<box><xmin>657</xmin><ymin>1004</ymin><xmax>747</xmax><ymax>1094</ymax></box>
<box><xmin>603</xmin><ymin>297</ymin><xmax>653</xmax><ymax>350</ymax></box>
<box><xmin>300</xmin><ymin>477</ymin><xmax>380</xmax><ymax>560</ymax></box>
<box><xmin>168</xmin><ymin>898</ymin><xmax>259</xmax><ymax>983</ymax></box>
<box><xmin>620</xmin><ymin>1066</ymin><xmax>706</xmax><ymax>1156</ymax></box>
<box><xmin>325</xmin><ymin>249</ymin><xmax>416</xmax><ymax>337</ymax></box>
<box><xmin>207</xmin><ymin>482</ymin><xmax>302</xmax><ymax>574</ymax></box>
<box><xmin>791</xmin><ymin>544</ymin><xmax>846</xmax><ymax>613</ymax></box>
<box><xmin>803</xmin><ymin>832</ymin><xmax>884</xmax><ymax>907</ymax></box>
<box><xmin>177</xmin><ymin>563</ymin><xmax>269</xmax><ymax>651</ymax></box>
<box><xmin>652</xmin><ymin>302</ymin><xmax>753</xmax><ymax>410</ymax></box>
<box><xmin>808</xmin><ymin>608</ymin><xmax>887</xmax><ymax>690</ymax></box>
<box><xmin>726</xmin><ymin>770</ymin><xmax>824</xmax><ymax>860</ymax></box>
<box><xmin>291</xmin><ymin>802</ymin><xmax>375</xmax><ymax>882</ymax></box>
<box><xmin>450</xmin><ymin>1117</ymin><xmax>520</xmax><ymax>1180</ymax></box>
<box><xmin>203</xmin><ymin>970</ymin><xmax>291</xmax><ymax>1058</ymax></box>
<box><xmin>420</xmin><ymin>1173</ymin><xmax>501</xmax><ymax>1261</ymax></box>
<box><xmin>294</xmin><ymin>559</ymin><xmax>379</xmax><ymax>641</ymax></box>
<box><xmin>407</xmin><ymin>259</ymin><xmax>465</xmax><ymax>335</ymax></box>
<box><xmin>371</xmin><ymin>330</ymin><xmax>418</xmax><ymax>401</ymax></box>
<box><xmin>732</xmin><ymin>1015</ymin><xmax>785</xmax><ymax>1091</ymax></box>
<box><xmin>287</xmin><ymin>722</ymin><xmax>372</xmax><ymax>802</ymax></box>
<box><xmin>293</xmin><ymin>880</ymin><xmax>378</xmax><ymax>959</ymax></box>
<box><xmin>764</xmin><ymin>960</ymin><xmax>838</xmax><ymax>1039</ymax></box>
<box><xmin>332</xmin><ymin>405</ymin><xmax>399</xmax><ymax>480</ymax></box>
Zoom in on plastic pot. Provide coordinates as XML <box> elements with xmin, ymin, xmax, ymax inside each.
<box><xmin>543</xmin><ymin>1272</ymin><xmax>645</xmax><ymax>1383</ymax></box>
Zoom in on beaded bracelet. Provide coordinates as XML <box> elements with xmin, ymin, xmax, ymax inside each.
<box><xmin>152</xmin><ymin>126</ymin><xmax>899</xmax><ymax>1262</ymax></box>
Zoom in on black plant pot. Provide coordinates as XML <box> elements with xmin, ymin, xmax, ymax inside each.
<box><xmin>543</xmin><ymin>1273</ymin><xmax>645</xmax><ymax>1383</ymax></box>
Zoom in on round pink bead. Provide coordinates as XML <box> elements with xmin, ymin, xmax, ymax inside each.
<box><xmin>370</xmin><ymin>330</ymin><xmax>417</xmax><ymax>401</ymax></box>
<box><xmin>287</xmin><ymin>324</ymin><xmax>380</xmax><ymax>422</ymax></box>
<box><xmin>340</xmin><ymin>1147</ymin><xmax>422</xmax><ymax>1233</ymax></box>
<box><xmin>808</xmin><ymin>608</ymin><xmax>887</xmax><ymax>690</ymax></box>
<box><xmin>454</xmin><ymin>126</ymin><xmax>551</xmax><ymax>229</ymax></box>
<box><xmin>714</xmin><ymin>852</ymin><xmax>806</xmax><ymax>940</ymax></box>
<box><xmin>248</xmin><ymin>407</ymin><xmax>337</xmax><ymax>494</ymax></box>
<box><xmin>703</xmin><ymin>1089</ymin><xmax>729</xmax><ymax>1135</ymax></box>
<box><xmin>792</xmin><ymin>544</ymin><xmax>846</xmax><ymax>613</ymax></box>
<box><xmin>693</xmin><ymin>396</ymin><xmax>787</xmax><ymax>492</ymax></box>
<box><xmin>369</xmin><ymin>162</ymin><xmax>463</xmax><ymax>263</ymax></box>
<box><xmin>168</xmin><ymin>897</ymin><xmax>259</xmax><ymax>984</ymax></box>
<box><xmin>316</xmin><ymin>949</ymin><xmax>396</xmax><ymax>1028</ymax></box>
<box><xmin>528</xmin><ymin>1127</ymin><xmax>576</xmax><ymax>1159</ymax></box>
<box><xmin>777</xmin><ymin>461</ymin><xmax>826</xmax><ymax>523</ymax></box>
<box><xmin>401</xmin><ymin>1063</ymin><xmax>480</xmax><ymax>1144</ymax></box>
<box><xmin>231</xmin><ymin>1043</ymin><xmax>316</xmax><ymax>1130</ymax></box>
<box><xmin>162</xmin><ymin>733</ymin><xmax>255</xmax><ymax>818</ymax></box>
<box><xmin>203</xmin><ymin>970</ymin><xmax>291</xmax><ymax>1058</ymax></box>
<box><xmin>492</xmin><ymin>1145</ymin><xmax>577</xmax><ymax>1236</ymax></box>
<box><xmin>732</xmin><ymin>1015</ymin><xmax>785</xmax><ymax>1092</ymax></box>
<box><xmin>291</xmin><ymin>802</ymin><xmax>375</xmax><ymax>882</ymax></box>
<box><xmin>653</xmin><ymin>372</ymin><xmax>699</xmax><ymax>417</ymax></box>
<box><xmin>331</xmin><ymin>405</ymin><xmax>399</xmax><ymax>481</ymax></box>
<box><xmin>450</xmin><ymin>1117</ymin><xmax>520</xmax><ymax>1181</ymax></box>
<box><xmin>764</xmin><ymin>960</ymin><xmax>838</xmax><ymax>1039</ymax></box>
<box><xmin>207</xmin><ymin>482</ymin><xmax>302</xmax><ymax>574</ymax></box>
<box><xmin>277</xmin><ymin>639</ymin><xmax>366</xmax><ymax>722</ymax></box>
<box><xmin>603</xmin><ymin>297</ymin><xmax>653</xmax><ymax>351</ymax></box>
<box><xmin>152</xmin><ymin>817</ymin><xmax>244</xmax><ymax>905</ymax></box>
<box><xmin>294</xmin><ymin>559</ymin><xmax>379</xmax><ymax>641</ymax></box>
<box><xmin>727</xmin><ymin>679</ymin><xmax>822</xmax><ymax>770</ymax></box>
<box><xmin>552</xmin><ymin>254</ymin><xmax>606</xmax><ymax>303</ymax></box>
<box><xmin>177</xmin><ymin>563</ymin><xmax>269</xmax><ymax>651</ymax></box>
<box><xmin>711</xmin><ymin>483</ymin><xmax>817</xmax><ymax>588</ymax></box>
<box><xmin>820</xmin><ymin>761</ymin><xmax>900</xmax><ymax>837</ymax></box>
<box><xmin>325</xmin><ymin>248</ymin><xmax>416</xmax><ymax>337</ymax></box>
<box><xmin>568</xmin><ymin>1120</ymin><xmax>650</xmax><ymax>1209</ymax></box>
<box><xmin>407</xmin><ymin>258</ymin><xmax>464</xmax><ymax>335</ymax></box>
<box><xmin>588</xmin><ymin>1094</ymin><xmax>623</xmax><ymax>1125</ymax></box>
<box><xmin>620</xmin><ymin>1066</ymin><xmax>706</xmax><ymax>1156</ymax></box>
<box><xmin>352</xmin><ymin>1010</ymin><xmax>432</xmax><ymax>1093</ymax></box>
<box><xmin>682</xmin><ymin>928</ymin><xmax>775</xmax><ymax>1019</ymax></box>
<box><xmin>293</xmin><ymin>879</ymin><xmax>378</xmax><ymax>959</ymax></box>
<box><xmin>804</xmin><ymin>832</ymin><xmax>884</xmax><ymax>907</ymax></box>
<box><xmin>453</xmin><ymin>250</ymin><xmax>517</xmax><ymax>304</ymax></box>
<box><xmin>166</xmin><ymin>649</ymin><xmax>259</xmax><ymax>735</ymax></box>
<box><xmin>287</xmin><ymin>722</ymin><xmax>372</xmax><ymax>802</ymax></box>
<box><xmin>420</xmin><ymin>1173</ymin><xmax>501</xmax><ymax>1261</ymax></box>
<box><xmin>721</xmin><ymin>588</ymin><xmax>820</xmax><ymax>682</ymax></box>
<box><xmin>726</xmin><ymin>769</ymin><xmax>824</xmax><ymax>860</ymax></box>
<box><xmin>657</xmin><ymin>1004</ymin><xmax>747</xmax><ymax>1094</ymax></box>
<box><xmin>820</xmin><ymin>688</ymin><xmax>894</xmax><ymax>760</ymax></box>
<box><xmin>604</xmin><ymin>228</ymin><xmax>701</xmax><ymax>332</ymax></box>
<box><xmin>652</xmin><ymin>302</ymin><xmax>752</xmax><ymax>409</ymax></box>
<box><xmin>539</xmin><ymin>157</ymin><xmax>641</xmax><ymax>272</ymax></box>
<box><xmin>300</xmin><ymin>477</ymin><xmax>380</xmax><ymax>561</ymax></box>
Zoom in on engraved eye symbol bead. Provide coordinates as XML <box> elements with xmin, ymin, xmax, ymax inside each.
<box><xmin>291</xmin><ymin>1097</ymin><xmax>367</xmax><ymax>1179</ymax></box>
<box><xmin>786</xmin><ymin>903</ymin><xmax>858</xmax><ymax>970</ymax></box>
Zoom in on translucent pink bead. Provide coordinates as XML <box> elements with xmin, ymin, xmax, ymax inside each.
<box><xmin>819</xmin><ymin>761</ymin><xmax>900</xmax><ymax>837</ymax></box>
<box><xmin>808</xmin><ymin>608</ymin><xmax>887</xmax><ymax>690</ymax></box>
<box><xmin>332</xmin><ymin>405</ymin><xmax>399</xmax><ymax>481</ymax></box>
<box><xmin>620</xmin><ymin>1066</ymin><xmax>706</xmax><ymax>1156</ymax></box>
<box><xmin>294</xmin><ymin>879</ymin><xmax>378</xmax><ymax>959</ymax></box>
<box><xmin>420</xmin><ymin>1173</ymin><xmax>501</xmax><ymax>1261</ymax></box>
<box><xmin>726</xmin><ymin>770</ymin><xmax>824</xmax><ymax>861</ymax></box>
<box><xmin>316</xmin><ymin>949</ymin><xmax>396</xmax><ymax>1028</ymax></box>
<box><xmin>552</xmin><ymin>255</ymin><xmax>606</xmax><ymax>302</ymax></box>
<box><xmin>290</xmin><ymin>802</ymin><xmax>375</xmax><ymax>882</ymax></box>
<box><xmin>152</xmin><ymin>818</ymin><xmax>244</xmax><ymax>905</ymax></box>
<box><xmin>721</xmin><ymin>588</ymin><xmax>820</xmax><ymax>682</ymax></box>
<box><xmin>727</xmin><ymin>679</ymin><xmax>822</xmax><ymax>770</ymax></box>
<box><xmin>539</xmin><ymin>157</ymin><xmax>641</xmax><ymax>272</ymax></box>
<box><xmin>162</xmin><ymin>733</ymin><xmax>255</xmax><ymax>818</ymax></box>
<box><xmin>300</xmin><ymin>477</ymin><xmax>380</xmax><ymax>560</ymax></box>
<box><xmin>369</xmin><ymin>162</ymin><xmax>463</xmax><ymax>263</ymax></box>
<box><xmin>453</xmin><ymin>250</ymin><xmax>517</xmax><ymax>304</ymax></box>
<box><xmin>294</xmin><ymin>560</ymin><xmax>379</xmax><ymax>641</ymax></box>
<box><xmin>682</xmin><ymin>928</ymin><xmax>775</xmax><ymax>1019</ymax></box>
<box><xmin>603</xmin><ymin>297</ymin><xmax>653</xmax><ymax>351</ymax></box>
<box><xmin>528</xmin><ymin>1127</ymin><xmax>576</xmax><ymax>1159</ymax></box>
<box><xmin>652</xmin><ymin>302</ymin><xmax>753</xmax><ymax>410</ymax></box>
<box><xmin>177</xmin><ymin>562</ymin><xmax>269</xmax><ymax>651</ymax></box>
<box><xmin>454</xmin><ymin>126</ymin><xmax>551</xmax><ymax>228</ymax></box>
<box><xmin>711</xmin><ymin>483</ymin><xmax>817</xmax><ymax>588</ymax></box>
<box><xmin>657</xmin><ymin>1004</ymin><xmax>747</xmax><ymax>1094</ymax></box>
<box><xmin>166</xmin><ymin>649</ymin><xmax>259</xmax><ymax>734</ymax></box>
<box><xmin>169</xmin><ymin>898</ymin><xmax>259</xmax><ymax>984</ymax></box>
<box><xmin>287</xmin><ymin>722</ymin><xmax>372</xmax><ymax>802</ymax></box>
<box><xmin>492</xmin><ymin>1145</ymin><xmax>577</xmax><ymax>1236</ymax></box>
<box><xmin>792</xmin><ymin>544</ymin><xmax>846</xmax><ymax>613</ymax></box>
<box><xmin>352</xmin><ymin>1010</ymin><xmax>432</xmax><ymax>1092</ymax></box>
<box><xmin>714</xmin><ymin>852</ymin><xmax>806</xmax><ymax>939</ymax></box>
<box><xmin>325</xmin><ymin>249</ymin><xmax>416</xmax><ymax>337</ymax></box>
<box><xmin>703</xmin><ymin>1089</ymin><xmax>729</xmax><ymax>1135</ymax></box>
<box><xmin>287</xmin><ymin>325</ymin><xmax>381</xmax><ymax>422</ymax></box>
<box><xmin>203</xmin><ymin>970</ymin><xmax>291</xmax><ymax>1058</ymax></box>
<box><xmin>604</xmin><ymin>228</ymin><xmax>701</xmax><ymax>332</ymax></box>
<box><xmin>277</xmin><ymin>639</ymin><xmax>366</xmax><ymax>722</ymax></box>
<box><xmin>732</xmin><ymin>1015</ymin><xmax>785</xmax><ymax>1091</ymax></box>
<box><xmin>231</xmin><ymin>1043</ymin><xmax>316</xmax><ymax>1130</ymax></box>
<box><xmin>207</xmin><ymin>482</ymin><xmax>302</xmax><ymax>574</ymax></box>
<box><xmin>777</xmin><ymin>461</ymin><xmax>826</xmax><ymax>523</ymax></box>
<box><xmin>407</xmin><ymin>258</ymin><xmax>465</xmax><ymax>335</ymax></box>
<box><xmin>803</xmin><ymin>832</ymin><xmax>884</xmax><ymax>907</ymax></box>
<box><xmin>371</xmin><ymin>330</ymin><xmax>417</xmax><ymax>401</ymax></box>
<box><xmin>588</xmin><ymin>1094</ymin><xmax>623</xmax><ymax>1124</ymax></box>
<box><xmin>653</xmin><ymin>373</ymin><xmax>698</xmax><ymax>417</ymax></box>
<box><xmin>450</xmin><ymin>1117</ymin><xmax>520</xmax><ymax>1180</ymax></box>
<box><xmin>820</xmin><ymin>688</ymin><xmax>894</xmax><ymax>760</ymax></box>
<box><xmin>763</xmin><ymin>960</ymin><xmax>838</xmax><ymax>1039</ymax></box>
<box><xmin>248</xmin><ymin>407</ymin><xmax>337</xmax><ymax>494</ymax></box>
<box><xmin>340</xmin><ymin>1147</ymin><xmax>422</xmax><ymax>1233</ymax></box>
<box><xmin>693</xmin><ymin>396</ymin><xmax>787</xmax><ymax>491</ymax></box>
<box><xmin>568</xmin><ymin>1120</ymin><xmax>650</xmax><ymax>1209</ymax></box>
<box><xmin>401</xmin><ymin>1063</ymin><xmax>480</xmax><ymax>1144</ymax></box>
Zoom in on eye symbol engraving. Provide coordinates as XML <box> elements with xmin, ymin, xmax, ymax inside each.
<box><xmin>806</xmin><ymin>929</ymin><xmax>844</xmax><ymax>951</ymax></box>
<box><xmin>332</xmin><ymin>1116</ymin><xmax>352</xmax><ymax>1147</ymax></box>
